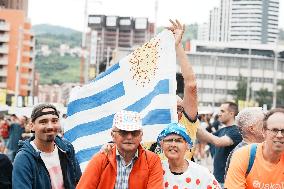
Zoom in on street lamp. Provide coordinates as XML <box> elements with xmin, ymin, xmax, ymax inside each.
<box><xmin>15</xmin><ymin>26</ymin><xmax>23</xmax><ymax>107</ymax></box>
<box><xmin>212</xmin><ymin>55</ymin><xmax>218</xmax><ymax>108</ymax></box>
<box><xmin>154</xmin><ymin>0</ymin><xmax>159</xmax><ymax>35</ymax></box>
<box><xmin>245</xmin><ymin>47</ymin><xmax>252</xmax><ymax>107</ymax></box>
<box><xmin>81</xmin><ymin>0</ymin><xmax>102</xmax><ymax>84</ymax></box>
<box><xmin>272</xmin><ymin>43</ymin><xmax>278</xmax><ymax>108</ymax></box>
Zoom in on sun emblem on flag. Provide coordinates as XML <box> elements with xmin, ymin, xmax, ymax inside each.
<box><xmin>128</xmin><ymin>37</ymin><xmax>161</xmax><ymax>87</ymax></box>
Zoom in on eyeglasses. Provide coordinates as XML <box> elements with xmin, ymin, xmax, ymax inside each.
<box><xmin>266</xmin><ymin>128</ymin><xmax>284</xmax><ymax>136</ymax></box>
<box><xmin>163</xmin><ymin>137</ymin><xmax>185</xmax><ymax>144</ymax></box>
<box><xmin>112</xmin><ymin>130</ymin><xmax>141</xmax><ymax>137</ymax></box>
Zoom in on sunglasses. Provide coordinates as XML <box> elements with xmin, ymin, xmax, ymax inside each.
<box><xmin>112</xmin><ymin>129</ymin><xmax>141</xmax><ymax>137</ymax></box>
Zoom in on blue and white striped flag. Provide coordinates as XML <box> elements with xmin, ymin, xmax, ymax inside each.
<box><xmin>64</xmin><ymin>30</ymin><xmax>177</xmax><ymax>171</ymax></box>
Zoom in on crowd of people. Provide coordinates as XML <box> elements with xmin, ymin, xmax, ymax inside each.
<box><xmin>0</xmin><ymin>19</ymin><xmax>283</xmax><ymax>189</ymax></box>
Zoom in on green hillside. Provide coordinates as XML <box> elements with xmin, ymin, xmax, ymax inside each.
<box><xmin>32</xmin><ymin>24</ymin><xmax>81</xmax><ymax>36</ymax></box>
<box><xmin>33</xmin><ymin>24</ymin><xmax>82</xmax><ymax>84</ymax></box>
<box><xmin>33</xmin><ymin>24</ymin><xmax>82</xmax><ymax>47</ymax></box>
<box><xmin>35</xmin><ymin>54</ymin><xmax>80</xmax><ymax>84</ymax></box>
<box><xmin>35</xmin><ymin>33</ymin><xmax>81</xmax><ymax>48</ymax></box>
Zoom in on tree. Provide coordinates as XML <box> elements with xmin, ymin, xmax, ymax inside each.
<box><xmin>229</xmin><ymin>75</ymin><xmax>247</xmax><ymax>102</ymax></box>
<box><xmin>255</xmin><ymin>88</ymin><xmax>272</xmax><ymax>109</ymax></box>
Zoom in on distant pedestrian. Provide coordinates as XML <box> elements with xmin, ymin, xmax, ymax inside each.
<box><xmin>0</xmin><ymin>115</ymin><xmax>10</xmax><ymax>146</ymax></box>
<box><xmin>6</xmin><ymin>115</ymin><xmax>25</xmax><ymax>161</ymax></box>
<box><xmin>197</xmin><ymin>102</ymin><xmax>242</xmax><ymax>187</ymax></box>
<box><xmin>0</xmin><ymin>153</ymin><xmax>12</xmax><ymax>189</ymax></box>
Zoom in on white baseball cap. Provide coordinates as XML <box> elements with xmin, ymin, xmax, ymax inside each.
<box><xmin>112</xmin><ymin>110</ymin><xmax>142</xmax><ymax>131</ymax></box>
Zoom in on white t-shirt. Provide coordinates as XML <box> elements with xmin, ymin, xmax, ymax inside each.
<box><xmin>31</xmin><ymin>141</ymin><xmax>65</xmax><ymax>189</ymax></box>
<box><xmin>162</xmin><ymin>159</ymin><xmax>221</xmax><ymax>189</ymax></box>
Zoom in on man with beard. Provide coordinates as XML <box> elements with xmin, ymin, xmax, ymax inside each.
<box><xmin>12</xmin><ymin>104</ymin><xmax>81</xmax><ymax>189</ymax></box>
<box><xmin>225</xmin><ymin>108</ymin><xmax>284</xmax><ymax>189</ymax></box>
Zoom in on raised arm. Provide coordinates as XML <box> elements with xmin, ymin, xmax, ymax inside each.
<box><xmin>167</xmin><ymin>19</ymin><xmax>198</xmax><ymax>120</ymax></box>
<box><xmin>197</xmin><ymin>127</ymin><xmax>234</xmax><ymax>147</ymax></box>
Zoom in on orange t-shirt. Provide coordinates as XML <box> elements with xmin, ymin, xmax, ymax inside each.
<box><xmin>225</xmin><ymin>143</ymin><xmax>284</xmax><ymax>189</ymax></box>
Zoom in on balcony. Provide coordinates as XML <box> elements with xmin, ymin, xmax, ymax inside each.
<box><xmin>0</xmin><ymin>82</ymin><xmax>7</xmax><ymax>88</ymax></box>
<box><xmin>0</xmin><ymin>45</ymin><xmax>9</xmax><ymax>54</ymax></box>
<box><xmin>21</xmin><ymin>73</ymin><xmax>33</xmax><ymax>80</ymax></box>
<box><xmin>21</xmin><ymin>62</ymin><xmax>34</xmax><ymax>69</ymax></box>
<box><xmin>0</xmin><ymin>69</ymin><xmax>8</xmax><ymax>76</ymax></box>
<box><xmin>22</xmin><ymin>51</ymin><xmax>34</xmax><ymax>58</ymax></box>
<box><xmin>20</xmin><ymin>84</ymin><xmax>32</xmax><ymax>91</ymax></box>
<box><xmin>24</xmin><ymin>29</ymin><xmax>32</xmax><ymax>35</ymax></box>
<box><xmin>0</xmin><ymin>23</ymin><xmax>10</xmax><ymax>31</ymax></box>
<box><xmin>0</xmin><ymin>57</ymin><xmax>8</xmax><ymax>65</ymax></box>
<box><xmin>23</xmin><ymin>40</ymin><xmax>33</xmax><ymax>47</ymax></box>
<box><xmin>0</xmin><ymin>34</ymin><xmax>9</xmax><ymax>42</ymax></box>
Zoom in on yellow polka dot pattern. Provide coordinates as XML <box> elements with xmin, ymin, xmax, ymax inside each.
<box><xmin>128</xmin><ymin>37</ymin><xmax>161</xmax><ymax>87</ymax></box>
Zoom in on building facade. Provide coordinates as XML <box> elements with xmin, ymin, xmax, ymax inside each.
<box><xmin>84</xmin><ymin>15</ymin><xmax>154</xmax><ymax>81</ymax></box>
<box><xmin>0</xmin><ymin>0</ymin><xmax>28</xmax><ymax>16</ymax></box>
<box><xmin>209</xmin><ymin>7</ymin><xmax>221</xmax><ymax>42</ymax></box>
<box><xmin>199</xmin><ymin>0</ymin><xmax>279</xmax><ymax>44</ymax></box>
<box><xmin>220</xmin><ymin>0</ymin><xmax>231</xmax><ymax>42</ymax></box>
<box><xmin>230</xmin><ymin>0</ymin><xmax>279</xmax><ymax>44</ymax></box>
<box><xmin>197</xmin><ymin>22</ymin><xmax>209</xmax><ymax>41</ymax></box>
<box><xmin>0</xmin><ymin>8</ymin><xmax>35</xmax><ymax>106</ymax></box>
<box><xmin>38</xmin><ymin>83</ymin><xmax>78</xmax><ymax>106</ymax></box>
<box><xmin>189</xmin><ymin>40</ymin><xmax>284</xmax><ymax>106</ymax></box>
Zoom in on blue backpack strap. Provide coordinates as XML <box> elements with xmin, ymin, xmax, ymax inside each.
<box><xmin>246</xmin><ymin>143</ymin><xmax>257</xmax><ymax>177</ymax></box>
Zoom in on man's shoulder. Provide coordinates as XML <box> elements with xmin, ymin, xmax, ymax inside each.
<box><xmin>220</xmin><ymin>125</ymin><xmax>241</xmax><ymax>137</ymax></box>
<box><xmin>232</xmin><ymin>143</ymin><xmax>251</xmax><ymax>158</ymax></box>
<box><xmin>13</xmin><ymin>145</ymin><xmax>36</xmax><ymax>168</ymax></box>
<box><xmin>17</xmin><ymin>139</ymin><xmax>36</xmax><ymax>154</ymax></box>
<box><xmin>0</xmin><ymin>153</ymin><xmax>10</xmax><ymax>161</ymax></box>
<box><xmin>225</xmin><ymin>124</ymin><xmax>238</xmax><ymax>130</ymax></box>
<box><xmin>87</xmin><ymin>151</ymin><xmax>113</xmax><ymax>170</ymax></box>
<box><xmin>55</xmin><ymin>136</ymin><xmax>75</xmax><ymax>152</ymax></box>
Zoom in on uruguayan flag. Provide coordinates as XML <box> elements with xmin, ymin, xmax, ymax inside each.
<box><xmin>65</xmin><ymin>30</ymin><xmax>177</xmax><ymax>171</ymax></box>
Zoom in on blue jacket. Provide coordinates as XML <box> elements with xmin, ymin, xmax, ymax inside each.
<box><xmin>12</xmin><ymin>136</ymin><xmax>81</xmax><ymax>189</ymax></box>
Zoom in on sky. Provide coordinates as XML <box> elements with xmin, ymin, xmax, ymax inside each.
<box><xmin>28</xmin><ymin>0</ymin><xmax>284</xmax><ymax>32</ymax></box>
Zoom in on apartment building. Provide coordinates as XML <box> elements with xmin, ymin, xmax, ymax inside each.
<box><xmin>230</xmin><ymin>0</ymin><xmax>279</xmax><ymax>44</ymax></box>
<box><xmin>0</xmin><ymin>8</ymin><xmax>35</xmax><ymax>105</ymax></box>
<box><xmin>189</xmin><ymin>40</ymin><xmax>284</xmax><ymax>106</ymax></box>
<box><xmin>84</xmin><ymin>15</ymin><xmax>154</xmax><ymax>80</ymax></box>
<box><xmin>0</xmin><ymin>0</ymin><xmax>28</xmax><ymax>16</ymax></box>
<box><xmin>199</xmin><ymin>0</ymin><xmax>279</xmax><ymax>44</ymax></box>
<box><xmin>197</xmin><ymin>22</ymin><xmax>209</xmax><ymax>41</ymax></box>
